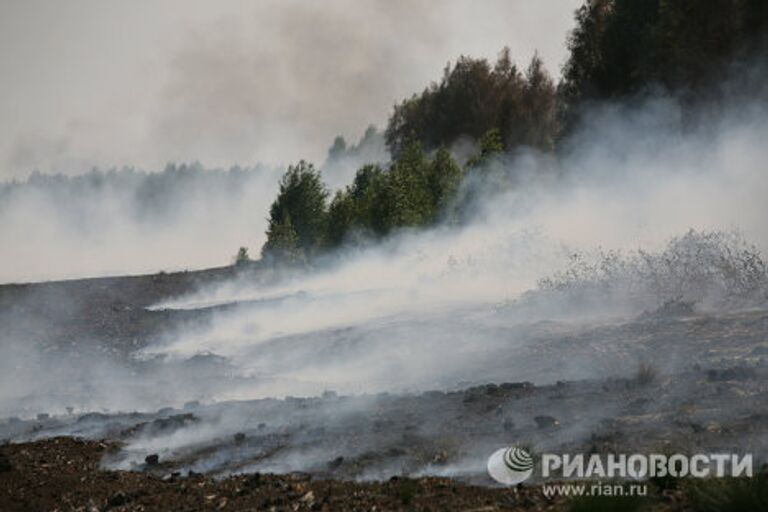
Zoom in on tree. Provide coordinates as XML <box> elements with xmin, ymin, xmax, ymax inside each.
<box><xmin>558</xmin><ymin>0</ymin><xmax>613</xmax><ymax>131</ymax></box>
<box><xmin>348</xmin><ymin>164</ymin><xmax>392</xmax><ymax>237</ymax></box>
<box><xmin>326</xmin><ymin>190</ymin><xmax>355</xmax><ymax>248</ymax></box>
<box><xmin>387</xmin><ymin>140</ymin><xmax>433</xmax><ymax>227</ymax></box>
<box><xmin>520</xmin><ymin>54</ymin><xmax>558</xmax><ymax>151</ymax></box>
<box><xmin>262</xmin><ymin>161</ymin><xmax>328</xmax><ymax>260</ymax></box>
<box><xmin>262</xmin><ymin>213</ymin><xmax>303</xmax><ymax>263</ymax></box>
<box><xmin>465</xmin><ymin>128</ymin><xmax>504</xmax><ymax>169</ymax></box>
<box><xmin>424</xmin><ymin>147</ymin><xmax>463</xmax><ymax>217</ymax></box>
<box><xmin>233</xmin><ymin>246</ymin><xmax>250</xmax><ymax>266</ymax></box>
<box><xmin>558</xmin><ymin>0</ymin><xmax>768</xmax><ymax>132</ymax></box>
<box><xmin>385</xmin><ymin>48</ymin><xmax>559</xmax><ymax>156</ymax></box>
<box><xmin>327</xmin><ymin>136</ymin><xmax>347</xmax><ymax>160</ymax></box>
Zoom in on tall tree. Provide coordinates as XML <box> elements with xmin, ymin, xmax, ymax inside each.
<box><xmin>385</xmin><ymin>49</ymin><xmax>557</xmax><ymax>156</ymax></box>
<box><xmin>262</xmin><ymin>161</ymin><xmax>328</xmax><ymax>260</ymax></box>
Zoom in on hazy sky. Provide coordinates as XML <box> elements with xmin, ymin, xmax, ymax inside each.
<box><xmin>0</xmin><ymin>0</ymin><xmax>580</xmax><ymax>179</ymax></box>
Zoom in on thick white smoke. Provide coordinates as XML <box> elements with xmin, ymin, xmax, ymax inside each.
<box><xmin>0</xmin><ymin>165</ymin><xmax>283</xmax><ymax>282</ymax></box>
<box><xmin>140</xmin><ymin>90</ymin><xmax>768</xmax><ymax>402</ymax></box>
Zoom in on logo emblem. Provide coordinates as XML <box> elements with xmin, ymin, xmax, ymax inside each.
<box><xmin>487</xmin><ymin>446</ymin><xmax>534</xmax><ymax>485</ymax></box>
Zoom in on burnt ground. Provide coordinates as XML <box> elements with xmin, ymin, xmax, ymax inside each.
<box><xmin>1</xmin><ymin>266</ymin><xmax>768</xmax><ymax>510</ymax></box>
<box><xmin>0</xmin><ymin>265</ymin><xmax>255</xmax><ymax>358</ymax></box>
<box><xmin>4</xmin><ymin>437</ymin><xmax>764</xmax><ymax>512</ymax></box>
<box><xmin>0</xmin><ymin>437</ymin><xmax>565</xmax><ymax>512</ymax></box>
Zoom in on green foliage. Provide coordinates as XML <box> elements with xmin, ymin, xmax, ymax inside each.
<box><xmin>425</xmin><ymin>147</ymin><xmax>463</xmax><ymax>216</ymax></box>
<box><xmin>262</xmin><ymin>161</ymin><xmax>328</xmax><ymax>261</ymax></box>
<box><xmin>324</xmin><ymin>164</ymin><xmax>393</xmax><ymax>249</ymax></box>
<box><xmin>465</xmin><ymin>128</ymin><xmax>504</xmax><ymax>169</ymax></box>
<box><xmin>520</xmin><ymin>54</ymin><xmax>559</xmax><ymax>151</ymax></box>
<box><xmin>262</xmin><ymin>212</ymin><xmax>304</xmax><ymax>264</ymax></box>
<box><xmin>319</xmin><ymin>144</ymin><xmax>464</xmax><ymax>254</ymax></box>
<box><xmin>326</xmin><ymin>190</ymin><xmax>355</xmax><ymax>248</ymax></box>
<box><xmin>258</xmin><ymin>3</ymin><xmax>768</xmax><ymax>264</ymax></box>
<box><xmin>385</xmin><ymin>50</ymin><xmax>558</xmax><ymax>156</ymax></box>
<box><xmin>559</xmin><ymin>0</ymin><xmax>768</xmax><ymax>129</ymax></box>
<box><xmin>348</xmin><ymin>164</ymin><xmax>393</xmax><ymax>237</ymax></box>
<box><xmin>387</xmin><ymin>140</ymin><xmax>433</xmax><ymax>227</ymax></box>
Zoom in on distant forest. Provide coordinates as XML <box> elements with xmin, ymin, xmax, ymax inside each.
<box><xmin>0</xmin><ymin>163</ymin><xmax>269</xmax><ymax>225</ymax></box>
<box><xmin>4</xmin><ymin>1</ymin><xmax>766</xmax><ymax>267</ymax></box>
<box><xmin>261</xmin><ymin>0</ymin><xmax>768</xmax><ymax>264</ymax></box>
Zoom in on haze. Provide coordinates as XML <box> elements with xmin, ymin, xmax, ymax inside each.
<box><xmin>0</xmin><ymin>0</ymin><xmax>579</xmax><ymax>179</ymax></box>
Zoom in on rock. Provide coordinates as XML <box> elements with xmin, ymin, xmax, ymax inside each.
<box><xmin>144</xmin><ymin>454</ymin><xmax>159</xmax><ymax>466</ymax></box>
<box><xmin>328</xmin><ymin>456</ymin><xmax>344</xmax><ymax>469</ymax></box>
<box><xmin>234</xmin><ymin>432</ymin><xmax>246</xmax><ymax>444</ymax></box>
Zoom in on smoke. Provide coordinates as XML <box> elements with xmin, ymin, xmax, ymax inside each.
<box><xmin>0</xmin><ymin>1</ymin><xmax>582</xmax><ymax>282</ymax></box>
<box><xmin>0</xmin><ymin>164</ymin><xmax>286</xmax><ymax>282</ymax></box>
<box><xmin>1</xmin><ymin>6</ymin><xmax>767</xmax><ymax>480</ymax></box>
<box><xmin>1</xmin><ymin>85</ymin><xmax>767</xmax><ymax>480</ymax></box>
<box><xmin>0</xmin><ymin>0</ymin><xmax>580</xmax><ymax>178</ymax></box>
<box><xmin>3</xmin><ymin>80</ymin><xmax>763</xmax><ymax>417</ymax></box>
<box><xmin>138</xmin><ymin>84</ymin><xmax>768</xmax><ymax>400</ymax></box>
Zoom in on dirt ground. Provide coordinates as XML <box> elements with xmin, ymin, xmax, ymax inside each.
<box><xmin>2</xmin><ymin>267</ymin><xmax>768</xmax><ymax>511</ymax></box>
<box><xmin>0</xmin><ymin>437</ymin><xmax>567</xmax><ymax>512</ymax></box>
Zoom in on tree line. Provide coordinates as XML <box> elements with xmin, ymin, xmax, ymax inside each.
<box><xmin>261</xmin><ymin>0</ymin><xmax>767</xmax><ymax>264</ymax></box>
